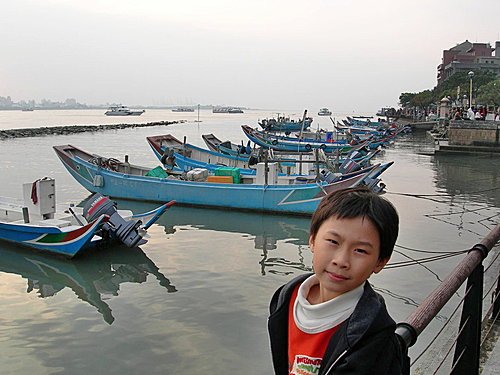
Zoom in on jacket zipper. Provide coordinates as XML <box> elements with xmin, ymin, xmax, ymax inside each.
<box><xmin>324</xmin><ymin>349</ymin><xmax>348</xmax><ymax>375</ymax></box>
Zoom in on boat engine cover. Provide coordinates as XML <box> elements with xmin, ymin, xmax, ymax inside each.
<box><xmin>83</xmin><ymin>193</ymin><xmax>143</xmax><ymax>247</ymax></box>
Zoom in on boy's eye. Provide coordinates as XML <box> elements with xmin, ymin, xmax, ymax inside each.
<box><xmin>355</xmin><ymin>248</ymin><xmax>368</xmax><ymax>254</ymax></box>
<box><xmin>327</xmin><ymin>239</ymin><xmax>338</xmax><ymax>245</ymax></box>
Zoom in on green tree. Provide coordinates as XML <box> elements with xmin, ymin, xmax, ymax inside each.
<box><xmin>398</xmin><ymin>70</ymin><xmax>497</xmax><ymax>109</ymax></box>
<box><xmin>399</xmin><ymin>92</ymin><xmax>416</xmax><ymax>107</ymax></box>
<box><xmin>411</xmin><ymin>90</ymin><xmax>434</xmax><ymax>108</ymax></box>
<box><xmin>476</xmin><ymin>78</ymin><xmax>500</xmax><ymax>105</ymax></box>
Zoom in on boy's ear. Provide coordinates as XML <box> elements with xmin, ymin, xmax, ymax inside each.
<box><xmin>373</xmin><ymin>257</ymin><xmax>390</xmax><ymax>274</ymax></box>
<box><xmin>309</xmin><ymin>235</ymin><xmax>314</xmax><ymax>252</ymax></box>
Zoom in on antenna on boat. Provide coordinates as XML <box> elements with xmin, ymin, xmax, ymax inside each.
<box><xmin>298</xmin><ymin>109</ymin><xmax>307</xmax><ymax>140</ymax></box>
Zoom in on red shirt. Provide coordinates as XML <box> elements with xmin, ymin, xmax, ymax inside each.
<box><xmin>288</xmin><ymin>285</ymin><xmax>340</xmax><ymax>374</ymax></box>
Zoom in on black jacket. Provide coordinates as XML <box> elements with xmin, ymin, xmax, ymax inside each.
<box><xmin>268</xmin><ymin>273</ymin><xmax>410</xmax><ymax>375</ymax></box>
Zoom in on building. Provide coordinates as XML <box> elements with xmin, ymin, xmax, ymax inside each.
<box><xmin>437</xmin><ymin>40</ymin><xmax>500</xmax><ymax>84</ymax></box>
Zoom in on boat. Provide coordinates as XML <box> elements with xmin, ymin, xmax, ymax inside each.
<box><xmin>21</xmin><ymin>108</ymin><xmax>34</xmax><ymax>112</ymax></box>
<box><xmin>0</xmin><ymin>178</ymin><xmax>174</xmax><ymax>257</ymax></box>
<box><xmin>104</xmin><ymin>105</ymin><xmax>145</xmax><ymax>116</ymax></box>
<box><xmin>171</xmin><ymin>107</ymin><xmax>195</xmax><ymax>112</ymax></box>
<box><xmin>212</xmin><ymin>106</ymin><xmax>229</xmax><ymax>113</ymax></box>
<box><xmin>147</xmin><ymin>134</ymin><xmax>260</xmax><ymax>173</ymax></box>
<box><xmin>53</xmin><ymin>144</ymin><xmax>390</xmax><ymax>216</ymax></box>
<box><xmin>212</xmin><ymin>106</ymin><xmax>244</xmax><ymax>113</ymax></box>
<box><xmin>201</xmin><ymin>133</ymin><xmax>254</xmax><ymax>157</ymax></box>
<box><xmin>242</xmin><ymin>125</ymin><xmax>357</xmax><ymax>154</ymax></box>
<box><xmin>151</xmin><ymin>134</ymin><xmax>380</xmax><ymax>178</ymax></box>
<box><xmin>202</xmin><ymin>132</ymin><xmax>379</xmax><ymax>167</ymax></box>
<box><xmin>258</xmin><ymin>115</ymin><xmax>313</xmax><ymax>132</ymax></box>
<box><xmin>318</xmin><ymin>108</ymin><xmax>332</xmax><ymax>116</ymax></box>
<box><xmin>346</xmin><ymin>116</ymin><xmax>387</xmax><ymax>128</ymax></box>
<box><xmin>376</xmin><ymin>107</ymin><xmax>396</xmax><ymax>117</ymax></box>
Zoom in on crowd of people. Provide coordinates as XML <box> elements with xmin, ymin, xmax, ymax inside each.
<box><xmin>452</xmin><ymin>105</ymin><xmax>500</xmax><ymax>121</ymax></box>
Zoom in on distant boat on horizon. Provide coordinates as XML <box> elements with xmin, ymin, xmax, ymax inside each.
<box><xmin>212</xmin><ymin>106</ymin><xmax>244</xmax><ymax>114</ymax></box>
<box><xmin>104</xmin><ymin>105</ymin><xmax>145</xmax><ymax>116</ymax></box>
<box><xmin>318</xmin><ymin>108</ymin><xmax>332</xmax><ymax>116</ymax></box>
<box><xmin>172</xmin><ymin>107</ymin><xmax>195</xmax><ymax>112</ymax></box>
<box><xmin>21</xmin><ymin>107</ymin><xmax>34</xmax><ymax>112</ymax></box>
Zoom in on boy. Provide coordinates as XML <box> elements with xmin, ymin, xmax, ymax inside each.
<box><xmin>268</xmin><ymin>186</ymin><xmax>409</xmax><ymax>375</ymax></box>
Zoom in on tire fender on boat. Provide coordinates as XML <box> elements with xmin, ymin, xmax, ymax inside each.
<box><xmin>305</xmin><ymin>144</ymin><xmax>312</xmax><ymax>151</ymax></box>
<box><xmin>319</xmin><ymin>144</ymin><xmax>326</xmax><ymax>150</ymax></box>
<box><xmin>271</xmin><ymin>139</ymin><xmax>278</xmax><ymax>146</ymax></box>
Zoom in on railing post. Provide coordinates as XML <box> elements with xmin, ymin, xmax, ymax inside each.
<box><xmin>451</xmin><ymin>264</ymin><xmax>484</xmax><ymax>375</ymax></box>
<box><xmin>493</xmin><ymin>273</ymin><xmax>500</xmax><ymax>321</ymax></box>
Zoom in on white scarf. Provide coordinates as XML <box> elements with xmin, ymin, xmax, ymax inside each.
<box><xmin>293</xmin><ymin>275</ymin><xmax>364</xmax><ymax>334</ymax></box>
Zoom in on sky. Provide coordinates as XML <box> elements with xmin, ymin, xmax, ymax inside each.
<box><xmin>1</xmin><ymin>0</ymin><xmax>499</xmax><ymax>113</ymax></box>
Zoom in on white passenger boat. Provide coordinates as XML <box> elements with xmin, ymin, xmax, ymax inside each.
<box><xmin>105</xmin><ymin>105</ymin><xmax>145</xmax><ymax>116</ymax></box>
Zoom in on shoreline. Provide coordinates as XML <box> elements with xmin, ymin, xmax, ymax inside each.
<box><xmin>0</xmin><ymin>120</ymin><xmax>178</xmax><ymax>139</ymax></box>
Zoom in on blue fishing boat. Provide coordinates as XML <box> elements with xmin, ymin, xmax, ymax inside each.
<box><xmin>242</xmin><ymin>125</ymin><xmax>359</xmax><ymax>154</ymax></box>
<box><xmin>258</xmin><ymin>115</ymin><xmax>313</xmax><ymax>132</ymax></box>
<box><xmin>53</xmin><ymin>145</ymin><xmax>390</xmax><ymax>216</ymax></box>
<box><xmin>201</xmin><ymin>133</ymin><xmax>255</xmax><ymax>157</ymax></box>
<box><xmin>346</xmin><ymin>116</ymin><xmax>387</xmax><ymax>128</ymax></box>
<box><xmin>147</xmin><ymin>134</ymin><xmax>260</xmax><ymax>173</ymax></box>
<box><xmin>0</xmin><ymin>178</ymin><xmax>173</xmax><ymax>258</ymax></box>
<box><xmin>147</xmin><ymin>134</ymin><xmax>380</xmax><ymax>177</ymax></box>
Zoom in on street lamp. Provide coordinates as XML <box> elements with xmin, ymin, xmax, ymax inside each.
<box><xmin>468</xmin><ymin>71</ymin><xmax>474</xmax><ymax>109</ymax></box>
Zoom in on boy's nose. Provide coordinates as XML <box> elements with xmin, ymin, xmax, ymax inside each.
<box><xmin>332</xmin><ymin>249</ymin><xmax>350</xmax><ymax>268</ymax></box>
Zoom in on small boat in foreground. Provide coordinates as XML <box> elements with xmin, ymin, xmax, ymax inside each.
<box><xmin>0</xmin><ymin>178</ymin><xmax>173</xmax><ymax>257</ymax></box>
<box><xmin>105</xmin><ymin>105</ymin><xmax>145</xmax><ymax>116</ymax></box>
<box><xmin>54</xmin><ymin>145</ymin><xmax>389</xmax><ymax>215</ymax></box>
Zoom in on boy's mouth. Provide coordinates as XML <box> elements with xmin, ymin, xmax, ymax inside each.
<box><xmin>327</xmin><ymin>271</ymin><xmax>349</xmax><ymax>281</ymax></box>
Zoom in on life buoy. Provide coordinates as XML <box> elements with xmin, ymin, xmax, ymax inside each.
<box><xmin>319</xmin><ymin>144</ymin><xmax>326</xmax><ymax>150</ymax></box>
<box><xmin>305</xmin><ymin>144</ymin><xmax>312</xmax><ymax>151</ymax></box>
<box><xmin>271</xmin><ymin>139</ymin><xmax>278</xmax><ymax>146</ymax></box>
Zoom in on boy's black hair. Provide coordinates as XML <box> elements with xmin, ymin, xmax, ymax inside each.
<box><xmin>310</xmin><ymin>186</ymin><xmax>399</xmax><ymax>260</ymax></box>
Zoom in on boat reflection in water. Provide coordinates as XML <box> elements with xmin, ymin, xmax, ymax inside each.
<box><xmin>0</xmin><ymin>243</ymin><xmax>176</xmax><ymax>325</ymax></box>
<box><xmin>115</xmin><ymin>199</ymin><xmax>313</xmax><ymax>276</ymax></box>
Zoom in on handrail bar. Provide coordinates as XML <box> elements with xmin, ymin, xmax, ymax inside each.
<box><xmin>396</xmin><ymin>224</ymin><xmax>500</xmax><ymax>348</ymax></box>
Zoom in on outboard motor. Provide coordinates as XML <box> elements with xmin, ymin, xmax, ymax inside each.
<box><xmin>83</xmin><ymin>193</ymin><xmax>143</xmax><ymax>247</ymax></box>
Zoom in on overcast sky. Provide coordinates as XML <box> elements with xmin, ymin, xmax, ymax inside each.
<box><xmin>1</xmin><ymin>0</ymin><xmax>499</xmax><ymax>112</ymax></box>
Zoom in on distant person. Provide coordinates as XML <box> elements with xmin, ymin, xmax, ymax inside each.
<box><xmin>467</xmin><ymin>107</ymin><xmax>475</xmax><ymax>120</ymax></box>
<box><xmin>453</xmin><ymin>108</ymin><xmax>462</xmax><ymax>120</ymax></box>
<box><xmin>268</xmin><ymin>186</ymin><xmax>410</xmax><ymax>375</ymax></box>
<box><xmin>475</xmin><ymin>110</ymin><xmax>482</xmax><ymax>120</ymax></box>
<box><xmin>479</xmin><ymin>106</ymin><xmax>487</xmax><ymax>120</ymax></box>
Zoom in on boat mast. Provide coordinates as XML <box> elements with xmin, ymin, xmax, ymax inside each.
<box><xmin>195</xmin><ymin>104</ymin><xmax>202</xmax><ymax>123</ymax></box>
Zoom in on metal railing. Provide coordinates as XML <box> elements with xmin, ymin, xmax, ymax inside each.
<box><xmin>396</xmin><ymin>224</ymin><xmax>500</xmax><ymax>374</ymax></box>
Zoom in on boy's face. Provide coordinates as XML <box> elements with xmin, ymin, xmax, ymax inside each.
<box><xmin>308</xmin><ymin>215</ymin><xmax>389</xmax><ymax>303</ymax></box>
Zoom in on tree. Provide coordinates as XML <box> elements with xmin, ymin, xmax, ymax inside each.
<box><xmin>398</xmin><ymin>70</ymin><xmax>497</xmax><ymax>109</ymax></box>
<box><xmin>411</xmin><ymin>90</ymin><xmax>434</xmax><ymax>108</ymax></box>
<box><xmin>476</xmin><ymin>78</ymin><xmax>500</xmax><ymax>105</ymax></box>
<box><xmin>399</xmin><ymin>92</ymin><xmax>416</xmax><ymax>107</ymax></box>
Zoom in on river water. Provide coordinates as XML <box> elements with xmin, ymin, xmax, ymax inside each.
<box><xmin>0</xmin><ymin>109</ymin><xmax>498</xmax><ymax>374</ymax></box>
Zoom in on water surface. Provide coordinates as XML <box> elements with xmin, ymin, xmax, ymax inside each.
<box><xmin>0</xmin><ymin>110</ymin><xmax>498</xmax><ymax>374</ymax></box>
